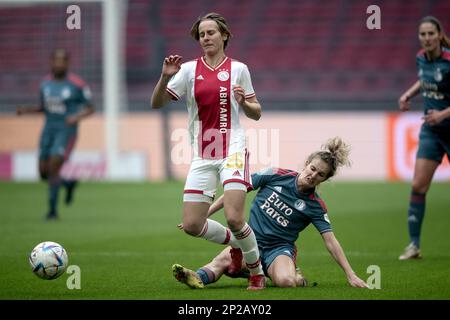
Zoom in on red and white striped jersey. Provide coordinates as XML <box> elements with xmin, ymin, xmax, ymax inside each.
<box><xmin>166</xmin><ymin>56</ymin><xmax>256</xmax><ymax>160</ymax></box>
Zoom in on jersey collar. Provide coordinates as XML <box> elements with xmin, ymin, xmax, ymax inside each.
<box><xmin>201</xmin><ymin>56</ymin><xmax>228</xmax><ymax>71</ymax></box>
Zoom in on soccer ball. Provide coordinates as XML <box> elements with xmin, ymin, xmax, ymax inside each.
<box><xmin>29</xmin><ymin>241</ymin><xmax>68</xmax><ymax>280</ymax></box>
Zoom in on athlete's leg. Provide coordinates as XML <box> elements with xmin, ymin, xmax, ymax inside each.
<box><xmin>400</xmin><ymin>125</ymin><xmax>444</xmax><ymax>259</ymax></box>
<box><xmin>407</xmin><ymin>158</ymin><xmax>439</xmax><ymax>247</ymax></box>
<box><xmin>172</xmin><ymin>247</ymin><xmax>237</xmax><ymax>289</ymax></box>
<box><xmin>182</xmin><ymin>160</ymin><xmax>238</xmax><ymax>247</ymax></box>
<box><xmin>38</xmin><ymin>159</ymin><xmax>50</xmax><ymax>180</ymax></box>
<box><xmin>411</xmin><ymin>158</ymin><xmax>439</xmax><ymax>194</ymax></box>
<box><xmin>46</xmin><ymin>155</ymin><xmax>64</xmax><ymax>218</ymax></box>
<box><xmin>267</xmin><ymin>255</ymin><xmax>298</xmax><ymax>288</ymax></box>
<box><xmin>38</xmin><ymin>128</ymin><xmax>51</xmax><ymax>181</ymax></box>
<box><xmin>60</xmin><ymin>134</ymin><xmax>78</xmax><ymax>205</ymax></box>
<box><xmin>197</xmin><ymin>247</ymin><xmax>236</xmax><ymax>285</ymax></box>
<box><xmin>62</xmin><ymin>179</ymin><xmax>78</xmax><ymax>205</ymax></box>
<box><xmin>223</xmin><ymin>188</ymin><xmax>264</xmax><ymax>290</ymax></box>
<box><xmin>182</xmin><ymin>201</ymin><xmax>211</xmax><ymax>236</ymax></box>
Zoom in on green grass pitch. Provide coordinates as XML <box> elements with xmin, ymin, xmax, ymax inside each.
<box><xmin>0</xmin><ymin>181</ymin><xmax>449</xmax><ymax>300</ymax></box>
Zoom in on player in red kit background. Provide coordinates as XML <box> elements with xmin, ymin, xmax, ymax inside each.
<box><xmin>151</xmin><ymin>13</ymin><xmax>265</xmax><ymax>290</ymax></box>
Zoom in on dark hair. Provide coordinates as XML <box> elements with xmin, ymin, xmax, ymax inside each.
<box><xmin>305</xmin><ymin>137</ymin><xmax>351</xmax><ymax>180</ymax></box>
<box><xmin>51</xmin><ymin>48</ymin><xmax>70</xmax><ymax>60</ymax></box>
<box><xmin>419</xmin><ymin>16</ymin><xmax>450</xmax><ymax>48</ymax></box>
<box><xmin>190</xmin><ymin>12</ymin><xmax>232</xmax><ymax>49</ymax></box>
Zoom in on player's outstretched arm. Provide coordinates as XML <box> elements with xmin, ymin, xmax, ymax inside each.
<box><xmin>151</xmin><ymin>55</ymin><xmax>182</xmax><ymax>109</ymax></box>
<box><xmin>399</xmin><ymin>80</ymin><xmax>421</xmax><ymax>112</ymax></box>
<box><xmin>321</xmin><ymin>231</ymin><xmax>368</xmax><ymax>288</ymax></box>
<box><xmin>16</xmin><ymin>105</ymin><xmax>43</xmax><ymax>115</ymax></box>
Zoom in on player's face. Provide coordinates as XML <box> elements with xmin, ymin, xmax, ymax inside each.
<box><xmin>198</xmin><ymin>20</ymin><xmax>227</xmax><ymax>56</ymax></box>
<box><xmin>418</xmin><ymin>22</ymin><xmax>441</xmax><ymax>54</ymax></box>
<box><xmin>51</xmin><ymin>52</ymin><xmax>69</xmax><ymax>78</ymax></box>
<box><xmin>298</xmin><ymin>157</ymin><xmax>330</xmax><ymax>190</ymax></box>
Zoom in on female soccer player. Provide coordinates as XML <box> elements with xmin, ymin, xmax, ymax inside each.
<box><xmin>172</xmin><ymin>137</ymin><xmax>368</xmax><ymax>289</ymax></box>
<box><xmin>151</xmin><ymin>13</ymin><xmax>265</xmax><ymax>289</ymax></box>
<box><xmin>16</xmin><ymin>49</ymin><xmax>94</xmax><ymax>220</ymax></box>
<box><xmin>398</xmin><ymin>16</ymin><xmax>450</xmax><ymax>260</ymax></box>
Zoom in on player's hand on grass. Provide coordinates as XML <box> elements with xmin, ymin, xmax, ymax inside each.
<box><xmin>398</xmin><ymin>94</ymin><xmax>410</xmax><ymax>112</ymax></box>
<box><xmin>422</xmin><ymin>109</ymin><xmax>445</xmax><ymax>126</ymax></box>
<box><xmin>162</xmin><ymin>55</ymin><xmax>182</xmax><ymax>77</ymax></box>
<box><xmin>347</xmin><ymin>273</ymin><xmax>369</xmax><ymax>288</ymax></box>
<box><xmin>177</xmin><ymin>223</ymin><xmax>184</xmax><ymax>230</ymax></box>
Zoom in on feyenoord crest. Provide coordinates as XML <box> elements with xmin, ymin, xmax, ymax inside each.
<box><xmin>294</xmin><ymin>199</ymin><xmax>306</xmax><ymax>211</ymax></box>
<box><xmin>217</xmin><ymin>70</ymin><xmax>229</xmax><ymax>81</ymax></box>
<box><xmin>434</xmin><ymin>68</ymin><xmax>442</xmax><ymax>82</ymax></box>
<box><xmin>62</xmin><ymin>87</ymin><xmax>71</xmax><ymax>99</ymax></box>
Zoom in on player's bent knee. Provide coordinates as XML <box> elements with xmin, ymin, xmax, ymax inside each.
<box><xmin>411</xmin><ymin>181</ymin><xmax>429</xmax><ymax>194</ymax></box>
<box><xmin>226</xmin><ymin>217</ymin><xmax>245</xmax><ymax>232</ymax></box>
<box><xmin>274</xmin><ymin>275</ymin><xmax>297</xmax><ymax>288</ymax></box>
<box><xmin>182</xmin><ymin>223</ymin><xmax>204</xmax><ymax>237</ymax></box>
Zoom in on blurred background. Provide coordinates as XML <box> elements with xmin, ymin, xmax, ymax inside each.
<box><xmin>0</xmin><ymin>0</ymin><xmax>449</xmax><ymax>182</ymax></box>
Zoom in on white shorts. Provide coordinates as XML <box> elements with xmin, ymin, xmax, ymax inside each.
<box><xmin>183</xmin><ymin>149</ymin><xmax>252</xmax><ymax>204</ymax></box>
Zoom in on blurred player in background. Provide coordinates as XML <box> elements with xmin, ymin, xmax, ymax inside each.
<box><xmin>151</xmin><ymin>13</ymin><xmax>265</xmax><ymax>289</ymax></box>
<box><xmin>398</xmin><ymin>16</ymin><xmax>450</xmax><ymax>260</ymax></box>
<box><xmin>16</xmin><ymin>49</ymin><xmax>94</xmax><ymax>220</ymax></box>
<box><xmin>173</xmin><ymin>138</ymin><xmax>368</xmax><ymax>289</ymax></box>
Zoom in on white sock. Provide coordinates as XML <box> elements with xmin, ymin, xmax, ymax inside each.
<box><xmin>232</xmin><ymin>223</ymin><xmax>263</xmax><ymax>275</ymax></box>
<box><xmin>198</xmin><ymin>219</ymin><xmax>239</xmax><ymax>248</ymax></box>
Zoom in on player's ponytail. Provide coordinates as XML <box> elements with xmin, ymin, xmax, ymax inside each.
<box><xmin>419</xmin><ymin>16</ymin><xmax>450</xmax><ymax>49</ymax></box>
<box><xmin>306</xmin><ymin>137</ymin><xmax>351</xmax><ymax>180</ymax></box>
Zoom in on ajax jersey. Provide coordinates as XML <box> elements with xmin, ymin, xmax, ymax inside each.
<box><xmin>167</xmin><ymin>56</ymin><xmax>256</xmax><ymax>160</ymax></box>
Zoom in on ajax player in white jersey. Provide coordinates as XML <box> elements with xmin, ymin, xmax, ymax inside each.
<box><xmin>151</xmin><ymin>12</ymin><xmax>265</xmax><ymax>289</ymax></box>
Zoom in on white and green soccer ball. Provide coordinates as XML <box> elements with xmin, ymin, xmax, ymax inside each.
<box><xmin>29</xmin><ymin>241</ymin><xmax>68</xmax><ymax>280</ymax></box>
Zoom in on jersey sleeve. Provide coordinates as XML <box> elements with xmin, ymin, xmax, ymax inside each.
<box><xmin>166</xmin><ymin>64</ymin><xmax>187</xmax><ymax>101</ymax></box>
<box><xmin>79</xmin><ymin>84</ymin><xmax>93</xmax><ymax>106</ymax></box>
<box><xmin>311</xmin><ymin>212</ymin><xmax>332</xmax><ymax>234</ymax></box>
<box><xmin>250</xmin><ymin>167</ymin><xmax>275</xmax><ymax>191</ymax></box>
<box><xmin>239</xmin><ymin>64</ymin><xmax>256</xmax><ymax>99</ymax></box>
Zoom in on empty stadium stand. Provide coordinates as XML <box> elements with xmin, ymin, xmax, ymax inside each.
<box><xmin>0</xmin><ymin>0</ymin><xmax>447</xmax><ymax>111</ymax></box>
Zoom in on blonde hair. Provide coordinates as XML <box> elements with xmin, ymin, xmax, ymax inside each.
<box><xmin>190</xmin><ymin>12</ymin><xmax>232</xmax><ymax>49</ymax></box>
<box><xmin>419</xmin><ymin>16</ymin><xmax>450</xmax><ymax>48</ymax></box>
<box><xmin>305</xmin><ymin>137</ymin><xmax>351</xmax><ymax>179</ymax></box>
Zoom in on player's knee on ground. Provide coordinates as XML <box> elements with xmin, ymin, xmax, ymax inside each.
<box><xmin>273</xmin><ymin>274</ymin><xmax>297</xmax><ymax>288</ymax></box>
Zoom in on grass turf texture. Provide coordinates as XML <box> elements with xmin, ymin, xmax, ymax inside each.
<box><xmin>0</xmin><ymin>181</ymin><xmax>449</xmax><ymax>300</ymax></box>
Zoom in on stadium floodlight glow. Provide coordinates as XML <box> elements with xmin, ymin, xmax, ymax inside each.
<box><xmin>0</xmin><ymin>0</ymin><xmax>127</xmax><ymax>180</ymax></box>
